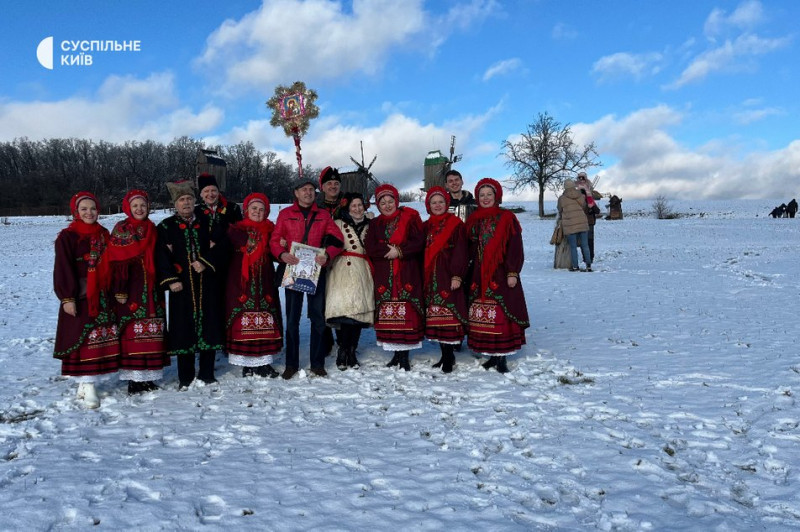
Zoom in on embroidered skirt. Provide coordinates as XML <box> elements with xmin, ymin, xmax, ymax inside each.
<box><xmin>120</xmin><ymin>317</ymin><xmax>169</xmax><ymax>372</ymax></box>
<box><xmin>226</xmin><ymin>310</ymin><xmax>283</xmax><ymax>359</ymax></box>
<box><xmin>374</xmin><ymin>300</ymin><xmax>424</xmax><ymax>346</ymax></box>
<box><xmin>467</xmin><ymin>298</ymin><xmax>526</xmax><ymax>355</ymax></box>
<box><xmin>61</xmin><ymin>323</ymin><xmax>120</xmax><ymax>376</ymax></box>
<box><xmin>425</xmin><ymin>304</ymin><xmax>464</xmax><ymax>343</ymax></box>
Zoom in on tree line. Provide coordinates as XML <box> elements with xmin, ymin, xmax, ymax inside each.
<box><xmin>0</xmin><ymin>136</ymin><xmax>309</xmax><ymax>216</ymax></box>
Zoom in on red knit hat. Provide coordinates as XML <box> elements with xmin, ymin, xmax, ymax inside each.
<box><xmin>122</xmin><ymin>189</ymin><xmax>148</xmax><ymax>219</ymax></box>
<box><xmin>70</xmin><ymin>191</ymin><xmax>100</xmax><ymax>220</ymax></box>
<box><xmin>474</xmin><ymin>178</ymin><xmax>503</xmax><ymax>205</ymax></box>
<box><xmin>374</xmin><ymin>183</ymin><xmax>399</xmax><ymax>204</ymax></box>
<box><xmin>243</xmin><ymin>192</ymin><xmax>270</xmax><ymax>218</ymax></box>
<box><xmin>425</xmin><ymin>186</ymin><xmax>450</xmax><ymax>214</ymax></box>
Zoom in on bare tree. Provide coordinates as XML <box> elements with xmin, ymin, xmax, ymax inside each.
<box><xmin>502</xmin><ymin>112</ymin><xmax>601</xmax><ymax>217</ymax></box>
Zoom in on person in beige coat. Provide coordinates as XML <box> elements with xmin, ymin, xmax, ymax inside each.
<box><xmin>325</xmin><ymin>192</ymin><xmax>374</xmax><ymax>369</ymax></box>
<box><xmin>557</xmin><ymin>179</ymin><xmax>592</xmax><ymax>272</ymax></box>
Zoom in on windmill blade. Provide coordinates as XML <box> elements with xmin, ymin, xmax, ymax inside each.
<box><xmin>367</xmin><ymin>155</ymin><xmax>377</xmax><ymax>171</ymax></box>
<box><xmin>349</xmin><ymin>156</ymin><xmax>362</xmax><ymax>169</ymax></box>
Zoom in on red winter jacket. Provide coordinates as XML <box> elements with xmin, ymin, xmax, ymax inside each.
<box><xmin>270</xmin><ymin>202</ymin><xmax>344</xmax><ymax>262</ymax></box>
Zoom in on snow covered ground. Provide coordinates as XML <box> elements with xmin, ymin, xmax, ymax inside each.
<box><xmin>1</xmin><ymin>198</ymin><xmax>799</xmax><ymax>530</ymax></box>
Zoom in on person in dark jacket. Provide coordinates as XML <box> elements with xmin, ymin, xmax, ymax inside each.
<box><xmin>157</xmin><ymin>180</ymin><xmax>225</xmax><ymax>389</ymax></box>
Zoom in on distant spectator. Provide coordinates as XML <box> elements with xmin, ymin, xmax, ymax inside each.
<box><xmin>557</xmin><ymin>180</ymin><xmax>592</xmax><ymax>272</ymax></box>
<box><xmin>786</xmin><ymin>199</ymin><xmax>797</xmax><ymax>218</ymax></box>
<box><xmin>581</xmin><ymin>189</ymin><xmax>602</xmax><ymax>263</ymax></box>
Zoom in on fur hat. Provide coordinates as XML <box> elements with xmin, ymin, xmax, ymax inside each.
<box><xmin>70</xmin><ymin>191</ymin><xmax>100</xmax><ymax>219</ymax></box>
<box><xmin>425</xmin><ymin>186</ymin><xmax>450</xmax><ymax>214</ymax></box>
<box><xmin>564</xmin><ymin>179</ymin><xmax>576</xmax><ymax>190</ymax></box>
<box><xmin>122</xmin><ymin>189</ymin><xmax>148</xmax><ymax>219</ymax></box>
<box><xmin>374</xmin><ymin>183</ymin><xmax>399</xmax><ymax>204</ymax></box>
<box><xmin>474</xmin><ymin>178</ymin><xmax>503</xmax><ymax>205</ymax></box>
<box><xmin>166</xmin><ymin>180</ymin><xmax>196</xmax><ymax>204</ymax></box>
<box><xmin>577</xmin><ymin>171</ymin><xmax>588</xmax><ymax>180</ymax></box>
<box><xmin>319</xmin><ymin>166</ymin><xmax>340</xmax><ymax>187</ymax></box>
<box><xmin>197</xmin><ymin>173</ymin><xmax>219</xmax><ymax>192</ymax></box>
<box><xmin>243</xmin><ymin>192</ymin><xmax>270</xmax><ymax>218</ymax></box>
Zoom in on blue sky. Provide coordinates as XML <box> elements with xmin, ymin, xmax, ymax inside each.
<box><xmin>1</xmin><ymin>0</ymin><xmax>797</xmax><ymax>200</ymax></box>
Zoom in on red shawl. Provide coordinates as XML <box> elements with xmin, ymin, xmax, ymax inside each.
<box><xmin>64</xmin><ymin>219</ymin><xmax>110</xmax><ymax>317</ymax></box>
<box><xmin>382</xmin><ymin>206</ymin><xmax>420</xmax><ymax>297</ymax></box>
<box><xmin>467</xmin><ymin>206</ymin><xmax>517</xmax><ymax>296</ymax></box>
<box><xmin>232</xmin><ymin>218</ymin><xmax>275</xmax><ymax>289</ymax></box>
<box><xmin>424</xmin><ymin>212</ymin><xmax>462</xmax><ymax>283</ymax></box>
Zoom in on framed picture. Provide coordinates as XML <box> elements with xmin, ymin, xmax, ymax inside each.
<box><xmin>280</xmin><ymin>242</ymin><xmax>323</xmax><ymax>294</ymax></box>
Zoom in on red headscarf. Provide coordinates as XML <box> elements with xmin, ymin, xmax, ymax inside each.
<box><xmin>233</xmin><ymin>192</ymin><xmax>275</xmax><ymax>288</ymax></box>
<box><xmin>108</xmin><ymin>190</ymin><xmax>157</xmax><ymax>311</ymax></box>
<box><xmin>374</xmin><ymin>183</ymin><xmax>399</xmax><ymax>205</ymax></box>
<box><xmin>65</xmin><ymin>191</ymin><xmax>110</xmax><ymax>317</ymax></box>
<box><xmin>467</xmin><ymin>178</ymin><xmax>517</xmax><ymax>297</ymax></box>
<box><xmin>424</xmin><ymin>187</ymin><xmax>462</xmax><ymax>282</ymax></box>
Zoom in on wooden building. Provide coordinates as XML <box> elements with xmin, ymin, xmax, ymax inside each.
<box><xmin>195</xmin><ymin>149</ymin><xmax>227</xmax><ymax>192</ymax></box>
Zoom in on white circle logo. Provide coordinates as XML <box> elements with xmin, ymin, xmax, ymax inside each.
<box><xmin>37</xmin><ymin>36</ymin><xmax>54</xmax><ymax>70</ymax></box>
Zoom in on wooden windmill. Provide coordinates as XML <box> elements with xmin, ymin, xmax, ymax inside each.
<box><xmin>423</xmin><ymin>135</ymin><xmax>462</xmax><ymax>191</ymax></box>
<box><xmin>340</xmin><ymin>141</ymin><xmax>381</xmax><ymax>199</ymax></box>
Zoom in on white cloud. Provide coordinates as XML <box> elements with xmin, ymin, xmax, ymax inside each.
<box><xmin>591</xmin><ymin>52</ymin><xmax>663</xmax><ymax>82</ymax></box>
<box><xmin>732</xmin><ymin>106</ymin><xmax>783</xmax><ymax>125</ymax></box>
<box><xmin>196</xmin><ymin>0</ymin><xmax>495</xmax><ymax>94</ymax></box>
<box><xmin>207</xmin><ymin>104</ymin><xmax>498</xmax><ymax>193</ymax></box>
<box><xmin>482</xmin><ymin>58</ymin><xmax>522</xmax><ymax>81</ymax></box>
<box><xmin>668</xmin><ymin>33</ymin><xmax>791</xmax><ymax>88</ymax></box>
<box><xmin>704</xmin><ymin>0</ymin><xmax>764</xmax><ymax>40</ymax></box>
<box><xmin>0</xmin><ymin>73</ymin><xmax>223</xmax><ymax>142</ymax></box>
<box><xmin>551</xmin><ymin>22</ymin><xmax>577</xmax><ymax>40</ymax></box>
<box><xmin>569</xmin><ymin>105</ymin><xmax>800</xmax><ymax>200</ymax></box>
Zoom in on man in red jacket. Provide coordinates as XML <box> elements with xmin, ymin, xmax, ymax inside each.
<box><xmin>270</xmin><ymin>180</ymin><xmax>344</xmax><ymax>379</ymax></box>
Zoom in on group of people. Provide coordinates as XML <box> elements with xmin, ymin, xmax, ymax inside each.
<box><xmin>53</xmin><ymin>169</ymin><xmax>529</xmax><ymax>408</ymax></box>
<box><xmin>554</xmin><ymin>172</ymin><xmax>601</xmax><ymax>271</ymax></box>
<box><xmin>769</xmin><ymin>199</ymin><xmax>797</xmax><ymax>218</ymax></box>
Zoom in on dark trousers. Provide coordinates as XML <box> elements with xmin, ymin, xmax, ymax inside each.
<box><xmin>284</xmin><ymin>269</ymin><xmax>328</xmax><ymax>370</ymax></box>
<box><xmin>177</xmin><ymin>350</ymin><xmax>216</xmax><ymax>384</ymax></box>
<box><xmin>587</xmin><ymin>225</ymin><xmax>595</xmax><ymax>262</ymax></box>
<box><xmin>337</xmin><ymin>323</ymin><xmax>363</xmax><ymax>350</ymax></box>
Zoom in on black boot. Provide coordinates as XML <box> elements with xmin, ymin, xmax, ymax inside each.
<box><xmin>441</xmin><ymin>344</ymin><xmax>455</xmax><ymax>374</ymax></box>
<box><xmin>255</xmin><ymin>364</ymin><xmax>280</xmax><ymax>378</ymax></box>
<box><xmin>346</xmin><ymin>346</ymin><xmax>360</xmax><ymax>368</ymax></box>
<box><xmin>128</xmin><ymin>381</ymin><xmax>145</xmax><ymax>395</ymax></box>
<box><xmin>336</xmin><ymin>346</ymin><xmax>348</xmax><ymax>371</ymax></box>
<box><xmin>432</xmin><ymin>356</ymin><xmax>444</xmax><ymax>369</ymax></box>
<box><xmin>386</xmin><ymin>352</ymin><xmax>401</xmax><ymax>367</ymax></box>
<box><xmin>398</xmin><ymin>351</ymin><xmax>410</xmax><ymax>371</ymax></box>
<box><xmin>143</xmin><ymin>381</ymin><xmax>159</xmax><ymax>392</ymax></box>
<box><xmin>482</xmin><ymin>356</ymin><xmax>498</xmax><ymax>370</ymax></box>
<box><xmin>242</xmin><ymin>367</ymin><xmax>255</xmax><ymax>377</ymax></box>
<box><xmin>495</xmin><ymin>356</ymin><xmax>509</xmax><ymax>374</ymax></box>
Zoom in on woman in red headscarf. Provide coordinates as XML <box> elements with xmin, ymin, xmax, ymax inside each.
<box><xmin>225</xmin><ymin>193</ymin><xmax>283</xmax><ymax>378</ymax></box>
<box><xmin>465</xmin><ymin>178</ymin><xmax>530</xmax><ymax>373</ymax></box>
<box><xmin>365</xmin><ymin>183</ymin><xmax>425</xmax><ymax>371</ymax></box>
<box><xmin>423</xmin><ymin>187</ymin><xmax>468</xmax><ymax>373</ymax></box>
<box><xmin>108</xmin><ymin>190</ymin><xmax>169</xmax><ymax>395</ymax></box>
<box><xmin>54</xmin><ymin>192</ymin><xmax>120</xmax><ymax>408</ymax></box>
